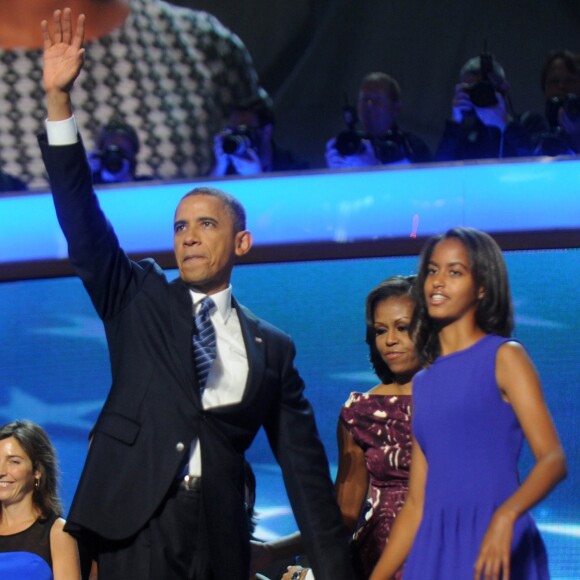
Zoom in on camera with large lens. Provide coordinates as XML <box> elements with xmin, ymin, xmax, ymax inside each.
<box><xmin>371</xmin><ymin>129</ymin><xmax>411</xmax><ymax>164</ymax></box>
<box><xmin>88</xmin><ymin>144</ymin><xmax>133</xmax><ymax>182</ymax></box>
<box><xmin>101</xmin><ymin>144</ymin><xmax>131</xmax><ymax>176</ymax></box>
<box><xmin>537</xmin><ymin>93</ymin><xmax>580</xmax><ymax>155</ymax></box>
<box><xmin>545</xmin><ymin>94</ymin><xmax>580</xmax><ymax>128</ymax></box>
<box><xmin>334</xmin><ymin>105</ymin><xmax>365</xmax><ymax>156</ymax></box>
<box><xmin>467</xmin><ymin>50</ymin><xmax>498</xmax><ymax>108</ymax></box>
<box><xmin>468</xmin><ymin>82</ymin><xmax>498</xmax><ymax>108</ymax></box>
<box><xmin>92</xmin><ymin>119</ymin><xmax>140</xmax><ymax>183</ymax></box>
<box><xmin>335</xmin><ymin>130</ymin><xmax>365</xmax><ymax>156</ymax></box>
<box><xmin>222</xmin><ymin>126</ymin><xmax>260</xmax><ymax>155</ymax></box>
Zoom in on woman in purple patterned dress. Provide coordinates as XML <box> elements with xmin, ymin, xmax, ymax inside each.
<box><xmin>336</xmin><ymin>275</ymin><xmax>420</xmax><ymax>580</ymax></box>
<box><xmin>278</xmin><ymin>275</ymin><xmax>421</xmax><ymax>580</ymax></box>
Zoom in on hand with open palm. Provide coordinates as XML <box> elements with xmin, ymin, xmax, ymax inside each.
<box><xmin>41</xmin><ymin>8</ymin><xmax>85</xmax><ymax>119</ymax></box>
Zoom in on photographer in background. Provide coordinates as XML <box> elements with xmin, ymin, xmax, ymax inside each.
<box><xmin>89</xmin><ymin>118</ymin><xmax>149</xmax><ymax>185</ymax></box>
<box><xmin>0</xmin><ymin>0</ymin><xmax>260</xmax><ymax>188</ymax></box>
<box><xmin>435</xmin><ymin>54</ymin><xmax>538</xmax><ymax>161</ymax></box>
<box><xmin>325</xmin><ymin>72</ymin><xmax>431</xmax><ymax>169</ymax></box>
<box><xmin>211</xmin><ymin>91</ymin><xmax>307</xmax><ymax>176</ymax></box>
<box><xmin>536</xmin><ymin>49</ymin><xmax>580</xmax><ymax>156</ymax></box>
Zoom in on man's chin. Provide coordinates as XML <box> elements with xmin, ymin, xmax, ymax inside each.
<box><xmin>180</xmin><ymin>273</ymin><xmax>205</xmax><ymax>286</ymax></box>
<box><xmin>179</xmin><ymin>266</ymin><xmax>205</xmax><ymax>285</ymax></box>
<box><xmin>180</xmin><ymin>275</ymin><xmax>227</xmax><ymax>295</ymax></box>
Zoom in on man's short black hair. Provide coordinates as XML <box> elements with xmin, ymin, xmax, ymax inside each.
<box><xmin>181</xmin><ymin>187</ymin><xmax>247</xmax><ymax>233</ymax></box>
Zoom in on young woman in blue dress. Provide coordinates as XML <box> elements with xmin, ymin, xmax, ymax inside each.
<box><xmin>370</xmin><ymin>227</ymin><xmax>567</xmax><ymax>580</ymax></box>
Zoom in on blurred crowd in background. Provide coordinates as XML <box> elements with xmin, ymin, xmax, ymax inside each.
<box><xmin>2</xmin><ymin>0</ymin><xmax>580</xmax><ymax>192</ymax></box>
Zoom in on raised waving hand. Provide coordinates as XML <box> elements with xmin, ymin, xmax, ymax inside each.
<box><xmin>41</xmin><ymin>8</ymin><xmax>85</xmax><ymax>120</ymax></box>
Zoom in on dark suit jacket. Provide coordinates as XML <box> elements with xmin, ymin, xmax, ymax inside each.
<box><xmin>39</xmin><ymin>136</ymin><xmax>353</xmax><ymax>580</ymax></box>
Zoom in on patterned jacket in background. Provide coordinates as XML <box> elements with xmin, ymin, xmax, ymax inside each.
<box><xmin>0</xmin><ymin>0</ymin><xmax>260</xmax><ymax>188</ymax></box>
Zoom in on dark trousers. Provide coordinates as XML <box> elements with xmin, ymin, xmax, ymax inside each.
<box><xmin>96</xmin><ymin>484</ymin><xmax>211</xmax><ymax>579</ymax></box>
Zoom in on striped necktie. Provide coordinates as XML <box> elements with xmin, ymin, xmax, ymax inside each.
<box><xmin>192</xmin><ymin>297</ymin><xmax>217</xmax><ymax>392</ymax></box>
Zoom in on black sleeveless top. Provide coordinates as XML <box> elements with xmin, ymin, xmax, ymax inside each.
<box><xmin>0</xmin><ymin>511</ymin><xmax>58</xmax><ymax>579</ymax></box>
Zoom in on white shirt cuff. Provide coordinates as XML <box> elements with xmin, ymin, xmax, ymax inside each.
<box><xmin>45</xmin><ymin>115</ymin><xmax>79</xmax><ymax>146</ymax></box>
<box><xmin>305</xmin><ymin>570</ymin><xmax>315</xmax><ymax>580</ymax></box>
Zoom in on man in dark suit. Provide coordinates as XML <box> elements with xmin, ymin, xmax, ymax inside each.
<box><xmin>39</xmin><ymin>10</ymin><xmax>353</xmax><ymax>580</ymax></box>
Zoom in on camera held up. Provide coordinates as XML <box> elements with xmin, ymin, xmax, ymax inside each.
<box><xmin>88</xmin><ymin>144</ymin><xmax>134</xmax><ymax>182</ymax></box>
<box><xmin>372</xmin><ymin>129</ymin><xmax>414</xmax><ymax>164</ymax></box>
<box><xmin>89</xmin><ymin>118</ymin><xmax>141</xmax><ymax>184</ymax></box>
<box><xmin>545</xmin><ymin>94</ymin><xmax>580</xmax><ymax>128</ymax></box>
<box><xmin>334</xmin><ymin>105</ymin><xmax>365</xmax><ymax>156</ymax></box>
<box><xmin>222</xmin><ymin>126</ymin><xmax>261</xmax><ymax>156</ymax></box>
<box><xmin>101</xmin><ymin>145</ymin><xmax>131</xmax><ymax>175</ymax></box>
<box><xmin>467</xmin><ymin>50</ymin><xmax>498</xmax><ymax>108</ymax></box>
<box><xmin>534</xmin><ymin>94</ymin><xmax>580</xmax><ymax>156</ymax></box>
<box><xmin>333</xmin><ymin>104</ymin><xmax>412</xmax><ymax>164</ymax></box>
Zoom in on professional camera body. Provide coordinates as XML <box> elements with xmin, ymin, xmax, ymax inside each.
<box><xmin>95</xmin><ymin>145</ymin><xmax>132</xmax><ymax>175</ymax></box>
<box><xmin>371</xmin><ymin>129</ymin><xmax>413</xmax><ymax>164</ymax></box>
<box><xmin>545</xmin><ymin>94</ymin><xmax>580</xmax><ymax>128</ymax></box>
<box><xmin>534</xmin><ymin>94</ymin><xmax>580</xmax><ymax>156</ymax></box>
<box><xmin>467</xmin><ymin>50</ymin><xmax>499</xmax><ymax>108</ymax></box>
<box><xmin>334</xmin><ymin>105</ymin><xmax>365</xmax><ymax>156</ymax></box>
<box><xmin>222</xmin><ymin>126</ymin><xmax>261</xmax><ymax>156</ymax></box>
<box><xmin>89</xmin><ymin>144</ymin><xmax>134</xmax><ymax>183</ymax></box>
<box><xmin>333</xmin><ymin>105</ymin><xmax>413</xmax><ymax>163</ymax></box>
<box><xmin>90</xmin><ymin>119</ymin><xmax>140</xmax><ymax>183</ymax></box>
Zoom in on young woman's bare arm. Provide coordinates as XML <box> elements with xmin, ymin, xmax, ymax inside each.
<box><xmin>474</xmin><ymin>341</ymin><xmax>567</xmax><ymax>580</ymax></box>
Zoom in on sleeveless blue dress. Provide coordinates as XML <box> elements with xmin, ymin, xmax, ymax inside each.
<box><xmin>0</xmin><ymin>512</ymin><xmax>58</xmax><ymax>579</ymax></box>
<box><xmin>404</xmin><ymin>335</ymin><xmax>549</xmax><ymax>579</ymax></box>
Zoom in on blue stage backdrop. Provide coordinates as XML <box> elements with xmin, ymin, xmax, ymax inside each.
<box><xmin>0</xmin><ymin>249</ymin><xmax>578</xmax><ymax>578</ymax></box>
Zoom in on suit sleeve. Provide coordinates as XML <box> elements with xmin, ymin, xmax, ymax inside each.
<box><xmin>39</xmin><ymin>134</ymin><xmax>150</xmax><ymax>320</ymax></box>
<box><xmin>263</xmin><ymin>337</ymin><xmax>354</xmax><ymax>580</ymax></box>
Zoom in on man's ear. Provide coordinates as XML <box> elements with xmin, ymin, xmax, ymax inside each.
<box><xmin>235</xmin><ymin>230</ymin><xmax>253</xmax><ymax>257</ymax></box>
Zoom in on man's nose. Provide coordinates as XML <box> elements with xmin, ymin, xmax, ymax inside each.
<box><xmin>183</xmin><ymin>229</ymin><xmax>199</xmax><ymax>245</ymax></box>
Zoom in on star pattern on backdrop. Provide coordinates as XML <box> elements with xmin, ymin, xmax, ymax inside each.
<box><xmin>29</xmin><ymin>315</ymin><xmax>107</xmax><ymax>345</ymax></box>
<box><xmin>0</xmin><ymin>387</ymin><xmax>103</xmax><ymax>431</ymax></box>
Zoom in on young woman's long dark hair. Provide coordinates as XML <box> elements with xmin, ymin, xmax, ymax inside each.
<box><xmin>0</xmin><ymin>420</ymin><xmax>62</xmax><ymax>518</ymax></box>
<box><xmin>365</xmin><ymin>274</ymin><xmax>417</xmax><ymax>384</ymax></box>
<box><xmin>413</xmin><ymin>227</ymin><xmax>514</xmax><ymax>363</ymax></box>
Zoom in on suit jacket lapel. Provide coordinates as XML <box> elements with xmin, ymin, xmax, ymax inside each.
<box><xmin>234</xmin><ymin>297</ymin><xmax>266</xmax><ymax>404</ymax></box>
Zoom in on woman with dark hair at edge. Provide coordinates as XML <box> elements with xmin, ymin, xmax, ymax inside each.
<box><xmin>0</xmin><ymin>419</ymin><xmax>81</xmax><ymax>579</ymax></box>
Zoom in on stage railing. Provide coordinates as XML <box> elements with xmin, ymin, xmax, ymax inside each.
<box><xmin>1</xmin><ymin>156</ymin><xmax>579</xmax><ymax>281</ymax></box>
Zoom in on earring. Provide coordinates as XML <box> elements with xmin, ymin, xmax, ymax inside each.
<box><xmin>34</xmin><ymin>478</ymin><xmax>40</xmax><ymax>490</ymax></box>
<box><xmin>478</xmin><ymin>292</ymin><xmax>485</xmax><ymax>300</ymax></box>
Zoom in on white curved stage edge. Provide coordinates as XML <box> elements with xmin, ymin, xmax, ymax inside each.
<box><xmin>1</xmin><ymin>156</ymin><xmax>579</xmax><ymax>280</ymax></box>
